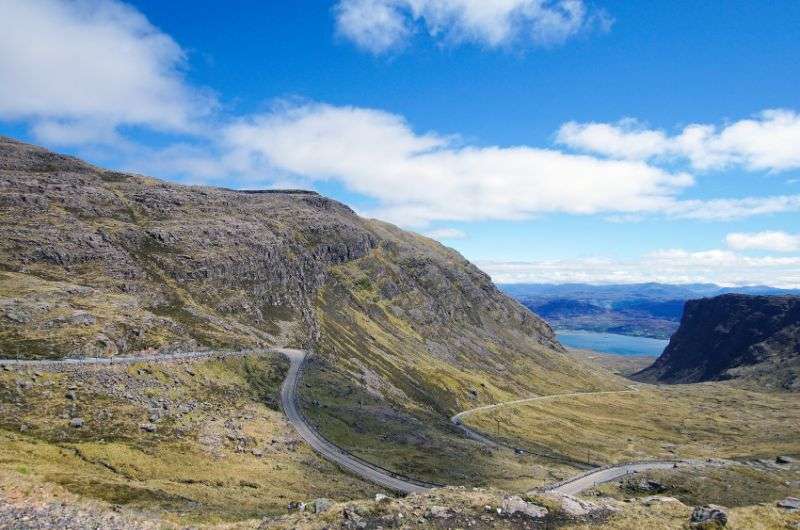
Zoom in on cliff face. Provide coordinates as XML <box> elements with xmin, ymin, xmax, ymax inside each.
<box><xmin>634</xmin><ymin>294</ymin><xmax>800</xmax><ymax>390</ymax></box>
<box><xmin>0</xmin><ymin>137</ymin><xmax>612</xmax><ymax>391</ymax></box>
<box><xmin>0</xmin><ymin>137</ymin><xmax>383</xmax><ymax>357</ymax></box>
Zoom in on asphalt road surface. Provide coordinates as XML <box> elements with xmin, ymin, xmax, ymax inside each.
<box><xmin>547</xmin><ymin>461</ymin><xmax>691</xmax><ymax>496</ymax></box>
<box><xmin>276</xmin><ymin>348</ymin><xmax>435</xmax><ymax>494</ymax></box>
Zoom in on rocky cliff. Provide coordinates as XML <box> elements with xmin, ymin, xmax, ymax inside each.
<box><xmin>1</xmin><ymin>135</ymin><xmax>616</xmax><ymax>393</ymax></box>
<box><xmin>634</xmin><ymin>294</ymin><xmax>800</xmax><ymax>390</ymax></box>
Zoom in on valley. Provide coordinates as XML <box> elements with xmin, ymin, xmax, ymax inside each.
<box><xmin>0</xmin><ymin>138</ymin><xmax>798</xmax><ymax>529</ymax></box>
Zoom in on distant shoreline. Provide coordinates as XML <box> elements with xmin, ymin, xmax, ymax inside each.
<box><xmin>555</xmin><ymin>329</ymin><xmax>668</xmax><ymax>358</ymax></box>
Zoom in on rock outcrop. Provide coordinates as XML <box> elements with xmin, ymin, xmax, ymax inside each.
<box><xmin>633</xmin><ymin>294</ymin><xmax>800</xmax><ymax>390</ymax></box>
<box><xmin>0</xmin><ymin>136</ymin><xmax>615</xmax><ymax>403</ymax></box>
<box><xmin>0</xmin><ymin>136</ymin><xmax>561</xmax><ymax>357</ymax></box>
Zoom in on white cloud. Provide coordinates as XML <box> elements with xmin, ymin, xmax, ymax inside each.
<box><xmin>558</xmin><ymin>109</ymin><xmax>800</xmax><ymax>173</ymax></box>
<box><xmin>665</xmin><ymin>195</ymin><xmax>800</xmax><ymax>221</ymax></box>
<box><xmin>0</xmin><ymin>0</ymin><xmax>213</xmax><ymax>145</ymax></box>
<box><xmin>333</xmin><ymin>0</ymin><xmax>413</xmax><ymax>54</ymax></box>
<box><xmin>479</xmin><ymin>249</ymin><xmax>800</xmax><ymax>288</ymax></box>
<box><xmin>134</xmin><ymin>102</ymin><xmax>800</xmax><ymax>227</ymax></box>
<box><xmin>333</xmin><ymin>0</ymin><xmax>611</xmax><ymax>54</ymax></box>
<box><xmin>726</xmin><ymin>231</ymin><xmax>800</xmax><ymax>252</ymax></box>
<box><xmin>1</xmin><ymin>3</ymin><xmax>796</xmax><ymax>233</ymax></box>
<box><xmin>423</xmin><ymin>227</ymin><xmax>467</xmax><ymax>240</ymax></box>
<box><xmin>557</xmin><ymin>118</ymin><xmax>670</xmax><ymax>160</ymax></box>
<box><xmin>220</xmin><ymin>103</ymin><xmax>697</xmax><ymax>226</ymax></box>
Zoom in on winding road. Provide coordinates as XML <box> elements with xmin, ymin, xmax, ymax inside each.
<box><xmin>276</xmin><ymin>348</ymin><xmax>435</xmax><ymax>494</ymax></box>
<box><xmin>1</xmin><ymin>348</ymin><xmax>692</xmax><ymax>496</ymax></box>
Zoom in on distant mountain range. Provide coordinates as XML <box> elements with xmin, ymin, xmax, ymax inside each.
<box><xmin>501</xmin><ymin>283</ymin><xmax>800</xmax><ymax>339</ymax></box>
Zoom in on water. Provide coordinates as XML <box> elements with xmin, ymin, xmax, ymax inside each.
<box><xmin>555</xmin><ymin>330</ymin><xmax>668</xmax><ymax>357</ymax></box>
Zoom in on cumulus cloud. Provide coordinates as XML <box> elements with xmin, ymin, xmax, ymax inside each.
<box><xmin>423</xmin><ymin>227</ymin><xmax>467</xmax><ymax>240</ymax></box>
<box><xmin>479</xmin><ymin>249</ymin><xmax>800</xmax><ymax>288</ymax></box>
<box><xmin>0</xmin><ymin>0</ymin><xmax>213</xmax><ymax>145</ymax></box>
<box><xmin>557</xmin><ymin>118</ymin><xmax>670</xmax><ymax>160</ymax></box>
<box><xmin>333</xmin><ymin>0</ymin><xmax>611</xmax><ymax>54</ymax></box>
<box><xmin>132</xmin><ymin>102</ymin><xmax>800</xmax><ymax>226</ymax></box>
<box><xmin>219</xmin><ymin>103</ymin><xmax>697</xmax><ymax>226</ymax></box>
<box><xmin>664</xmin><ymin>195</ymin><xmax>800</xmax><ymax>221</ymax></box>
<box><xmin>2</xmin><ymin>1</ymin><xmax>797</xmax><ymax>236</ymax></box>
<box><xmin>726</xmin><ymin>231</ymin><xmax>800</xmax><ymax>252</ymax></box>
<box><xmin>558</xmin><ymin>109</ymin><xmax>800</xmax><ymax>172</ymax></box>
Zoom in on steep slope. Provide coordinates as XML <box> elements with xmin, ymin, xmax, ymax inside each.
<box><xmin>633</xmin><ymin>294</ymin><xmax>800</xmax><ymax>390</ymax></box>
<box><xmin>0</xmin><ymin>136</ymin><xmax>622</xmax><ymax>488</ymax></box>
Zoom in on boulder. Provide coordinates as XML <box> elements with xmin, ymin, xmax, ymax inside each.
<box><xmin>559</xmin><ymin>495</ymin><xmax>604</xmax><ymax>516</ymax></box>
<box><xmin>540</xmin><ymin>492</ymin><xmax>619</xmax><ymax>516</ymax></box>
<box><xmin>69</xmin><ymin>417</ymin><xmax>84</xmax><ymax>428</ymax></box>
<box><xmin>501</xmin><ymin>496</ymin><xmax>548</xmax><ymax>518</ymax></box>
<box><xmin>777</xmin><ymin>497</ymin><xmax>799</xmax><ymax>511</ymax></box>
<box><xmin>690</xmin><ymin>504</ymin><xmax>727</xmax><ymax>528</ymax></box>
<box><xmin>426</xmin><ymin>506</ymin><xmax>453</xmax><ymax>519</ymax></box>
<box><xmin>375</xmin><ymin>493</ymin><xmax>389</xmax><ymax>503</ymax></box>
<box><xmin>622</xmin><ymin>477</ymin><xmax>667</xmax><ymax>493</ymax></box>
<box><xmin>313</xmin><ymin>498</ymin><xmax>334</xmax><ymax>513</ymax></box>
<box><xmin>287</xmin><ymin>501</ymin><xmax>305</xmax><ymax>512</ymax></box>
<box><xmin>641</xmin><ymin>495</ymin><xmax>682</xmax><ymax>506</ymax></box>
<box><xmin>776</xmin><ymin>456</ymin><xmax>796</xmax><ymax>464</ymax></box>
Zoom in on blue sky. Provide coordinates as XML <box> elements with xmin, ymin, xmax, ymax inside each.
<box><xmin>2</xmin><ymin>0</ymin><xmax>800</xmax><ymax>286</ymax></box>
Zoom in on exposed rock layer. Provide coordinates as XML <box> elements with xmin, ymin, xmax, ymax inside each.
<box><xmin>634</xmin><ymin>294</ymin><xmax>800</xmax><ymax>390</ymax></box>
<box><xmin>0</xmin><ymin>135</ymin><xmax>561</xmax><ymax>364</ymax></box>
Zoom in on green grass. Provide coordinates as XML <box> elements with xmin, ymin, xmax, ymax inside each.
<box><xmin>464</xmin><ymin>383</ymin><xmax>800</xmax><ymax>466</ymax></box>
<box><xmin>589</xmin><ymin>463</ymin><xmax>800</xmax><ymax>507</ymax></box>
<box><xmin>296</xmin><ymin>247</ymin><xmax>627</xmax><ymax>490</ymax></box>
<box><xmin>0</xmin><ymin>354</ymin><xmax>379</xmax><ymax>524</ymax></box>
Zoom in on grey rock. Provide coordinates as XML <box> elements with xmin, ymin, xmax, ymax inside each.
<box><xmin>69</xmin><ymin>417</ymin><xmax>84</xmax><ymax>428</ymax></box>
<box><xmin>287</xmin><ymin>501</ymin><xmax>305</xmax><ymax>512</ymax></box>
<box><xmin>139</xmin><ymin>422</ymin><xmax>157</xmax><ymax>432</ymax></box>
<box><xmin>777</xmin><ymin>497</ymin><xmax>800</xmax><ymax>510</ymax></box>
<box><xmin>641</xmin><ymin>495</ymin><xmax>681</xmax><ymax>506</ymax></box>
<box><xmin>427</xmin><ymin>506</ymin><xmax>453</xmax><ymax>519</ymax></box>
<box><xmin>690</xmin><ymin>504</ymin><xmax>727</xmax><ymax>527</ymax></box>
<box><xmin>776</xmin><ymin>455</ymin><xmax>796</xmax><ymax>464</ymax></box>
<box><xmin>622</xmin><ymin>477</ymin><xmax>667</xmax><ymax>493</ymax></box>
<box><xmin>65</xmin><ymin>391</ymin><xmax>77</xmax><ymax>400</ymax></box>
<box><xmin>501</xmin><ymin>496</ymin><xmax>548</xmax><ymax>518</ymax></box>
<box><xmin>313</xmin><ymin>498</ymin><xmax>334</xmax><ymax>513</ymax></box>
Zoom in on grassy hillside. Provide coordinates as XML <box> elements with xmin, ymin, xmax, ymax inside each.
<box><xmin>0</xmin><ymin>354</ymin><xmax>380</xmax><ymax>524</ymax></box>
<box><xmin>463</xmin><ymin>383</ymin><xmax>800</xmax><ymax>465</ymax></box>
<box><xmin>299</xmin><ymin>221</ymin><xmax>626</xmax><ymax>486</ymax></box>
<box><xmin>0</xmin><ymin>137</ymin><xmax>631</xmax><ymax>518</ymax></box>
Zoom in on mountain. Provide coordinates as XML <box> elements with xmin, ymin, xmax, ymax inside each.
<box><xmin>633</xmin><ymin>294</ymin><xmax>800</xmax><ymax>390</ymax></box>
<box><xmin>0</xmin><ymin>136</ymin><xmax>619</xmax><ymax>487</ymax></box>
<box><xmin>501</xmin><ymin>283</ymin><xmax>800</xmax><ymax>339</ymax></box>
